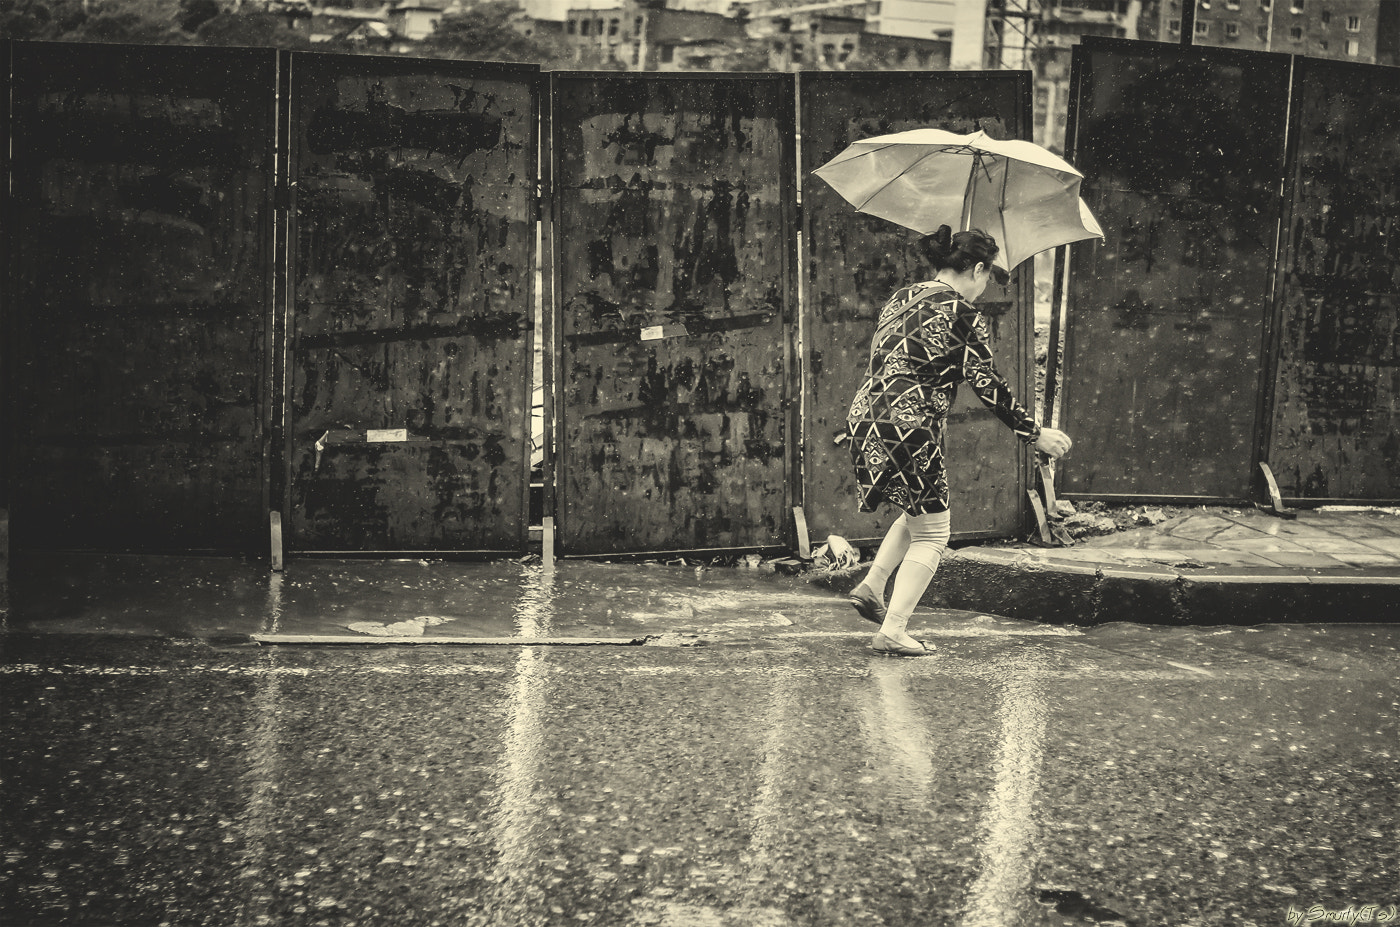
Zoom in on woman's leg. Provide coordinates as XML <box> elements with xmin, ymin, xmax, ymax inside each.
<box><xmin>856</xmin><ymin>513</ymin><xmax>910</xmax><ymax>602</ymax></box>
<box><xmin>878</xmin><ymin>509</ymin><xmax>951</xmax><ymax>645</ymax></box>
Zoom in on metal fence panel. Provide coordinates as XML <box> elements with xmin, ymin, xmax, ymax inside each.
<box><xmin>5</xmin><ymin>41</ymin><xmax>277</xmax><ymax>551</ymax></box>
<box><xmin>287</xmin><ymin>53</ymin><xmax>539</xmax><ymax>552</ymax></box>
<box><xmin>799</xmin><ymin>71</ymin><xmax>1035</xmax><ymax>544</ymax></box>
<box><xmin>1</xmin><ymin>42</ymin><xmax>11</xmax><ymax>517</ymax></box>
<box><xmin>1061</xmin><ymin>39</ymin><xmax>1291</xmax><ymax>501</ymax></box>
<box><xmin>1266</xmin><ymin>57</ymin><xmax>1400</xmax><ymax>503</ymax></box>
<box><xmin>552</xmin><ymin>74</ymin><xmax>796</xmax><ymax>556</ymax></box>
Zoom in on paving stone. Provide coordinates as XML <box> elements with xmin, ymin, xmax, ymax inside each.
<box><xmin>1222</xmin><ymin>510</ymin><xmax>1382</xmax><ymax>536</ymax></box>
<box><xmin>1169</xmin><ymin>550</ymin><xmax>1282</xmax><ymax>568</ymax></box>
<box><xmin>1252</xmin><ymin>551</ymin><xmax>1347</xmax><ymax>570</ymax></box>
<box><xmin>1320</xmin><ymin>523</ymin><xmax>1400</xmax><ymax>539</ymax></box>
<box><xmin>1077</xmin><ymin>534</ymin><xmax>1199</xmax><ymax>550</ymax></box>
<box><xmin>1210</xmin><ymin>524</ymin><xmax>1281</xmax><ymax>542</ymax></box>
<box><xmin>1303</xmin><ymin>538</ymin><xmax>1394</xmax><ymax>554</ymax></box>
<box><xmin>1162</xmin><ymin>516</ymin><xmax>1239</xmax><ymax>542</ymax></box>
<box><xmin>1226</xmin><ymin>538</ymin><xmax>1315</xmax><ymax>553</ymax></box>
<box><xmin>1329</xmin><ymin>553</ymin><xmax>1400</xmax><ymax>567</ymax></box>
<box><xmin>1024</xmin><ymin>549</ymin><xmax>1125</xmax><ymax>563</ymax></box>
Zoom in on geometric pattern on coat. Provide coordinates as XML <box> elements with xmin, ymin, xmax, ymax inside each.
<box><xmin>847</xmin><ymin>282</ymin><xmax>1041</xmax><ymax>516</ymax></box>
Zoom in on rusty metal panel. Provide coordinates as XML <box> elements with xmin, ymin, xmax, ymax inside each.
<box><xmin>1060</xmin><ymin>39</ymin><xmax>1291</xmax><ymax>502</ymax></box>
<box><xmin>552</xmin><ymin>74</ymin><xmax>796</xmax><ymax>556</ymax></box>
<box><xmin>799</xmin><ymin>72</ymin><xmax>1036</xmax><ymax>545</ymax></box>
<box><xmin>6</xmin><ymin>41</ymin><xmax>277</xmax><ymax>552</ymax></box>
<box><xmin>2</xmin><ymin>41</ymin><xmax>11</xmax><ymax>514</ymax></box>
<box><xmin>1266</xmin><ymin>58</ymin><xmax>1400</xmax><ymax>503</ymax></box>
<box><xmin>287</xmin><ymin>53</ymin><xmax>539</xmax><ymax>552</ymax></box>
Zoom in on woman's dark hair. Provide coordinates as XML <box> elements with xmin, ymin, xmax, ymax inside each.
<box><xmin>918</xmin><ymin>225</ymin><xmax>1008</xmax><ymax>284</ymax></box>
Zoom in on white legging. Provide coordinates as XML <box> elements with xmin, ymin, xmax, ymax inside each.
<box><xmin>865</xmin><ymin>510</ymin><xmax>951</xmax><ymax>633</ymax></box>
<box><xmin>901</xmin><ymin>511</ymin><xmax>951</xmax><ymax>571</ymax></box>
<box><xmin>867</xmin><ymin>510</ymin><xmax>951</xmax><ymax>582</ymax></box>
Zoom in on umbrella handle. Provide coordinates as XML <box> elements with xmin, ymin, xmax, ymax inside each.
<box><xmin>960</xmin><ymin>155</ymin><xmax>977</xmax><ymax>232</ymax></box>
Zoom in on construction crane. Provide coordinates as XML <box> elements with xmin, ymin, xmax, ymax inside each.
<box><xmin>987</xmin><ymin>0</ymin><xmax>1041</xmax><ymax>70</ymax></box>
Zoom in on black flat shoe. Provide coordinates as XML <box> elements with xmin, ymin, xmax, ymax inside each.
<box><xmin>849</xmin><ymin>584</ymin><xmax>886</xmax><ymax>626</ymax></box>
<box><xmin>869</xmin><ymin>633</ymin><xmax>936</xmax><ymax>656</ymax></box>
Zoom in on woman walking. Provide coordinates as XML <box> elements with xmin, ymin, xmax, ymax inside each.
<box><xmin>845</xmin><ymin>226</ymin><xmax>1072</xmax><ymax>656</ymax></box>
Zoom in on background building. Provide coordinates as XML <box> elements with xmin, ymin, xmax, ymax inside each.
<box><xmin>1163</xmin><ymin>0</ymin><xmax>1390</xmax><ymax>61</ymax></box>
<box><xmin>563</xmin><ymin>0</ymin><xmax>749</xmax><ymax>68</ymax></box>
<box><xmin>740</xmin><ymin>3</ymin><xmax>951</xmax><ymax>68</ymax></box>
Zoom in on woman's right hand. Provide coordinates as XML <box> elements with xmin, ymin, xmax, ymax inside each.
<box><xmin>1035</xmin><ymin>427</ymin><xmax>1073</xmax><ymax>459</ymax></box>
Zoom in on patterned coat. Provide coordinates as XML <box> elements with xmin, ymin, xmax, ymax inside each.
<box><xmin>846</xmin><ymin>282</ymin><xmax>1041</xmax><ymax>516</ymax></box>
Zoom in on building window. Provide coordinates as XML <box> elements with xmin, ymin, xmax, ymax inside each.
<box><xmin>1347</xmin><ymin>38</ymin><xmax>1361</xmax><ymax>54</ymax></box>
<box><xmin>1200</xmin><ymin>0</ymin><xmax>1210</xmax><ymax>9</ymax></box>
<box><xmin>1225</xmin><ymin>21</ymin><xmax>1239</xmax><ymax>36</ymax></box>
<box><xmin>1225</xmin><ymin>0</ymin><xmax>1239</xmax><ymax>8</ymax></box>
<box><xmin>632</xmin><ymin>42</ymin><xmax>640</xmax><ymax>64</ymax></box>
<box><xmin>1347</xmin><ymin>15</ymin><xmax>1361</xmax><ymax>31</ymax></box>
<box><xmin>634</xmin><ymin>16</ymin><xmax>643</xmax><ymax>33</ymax></box>
<box><xmin>1289</xmin><ymin>25</ymin><xmax>1303</xmax><ymax>40</ymax></box>
<box><xmin>1169</xmin><ymin>17</ymin><xmax>1181</xmax><ymax>32</ymax></box>
<box><xmin>580</xmin><ymin>18</ymin><xmax>590</xmax><ymax>34</ymax></box>
<box><xmin>661</xmin><ymin>45</ymin><xmax>673</xmax><ymax>62</ymax></box>
<box><xmin>567</xmin><ymin>19</ymin><xmax>576</xmax><ymax>33</ymax></box>
<box><xmin>1290</xmin><ymin>0</ymin><xmax>1303</xmax><ymax>12</ymax></box>
<box><xmin>1259</xmin><ymin>0</ymin><xmax>1270</xmax><ymax>9</ymax></box>
<box><xmin>1257</xmin><ymin>23</ymin><xmax>1268</xmax><ymax>39</ymax></box>
<box><xmin>1318</xmin><ymin>39</ymin><xmax>1329</xmax><ymax>50</ymax></box>
<box><xmin>608</xmin><ymin>18</ymin><xmax>619</xmax><ymax>37</ymax></box>
<box><xmin>1195</xmin><ymin>19</ymin><xmax>1210</xmax><ymax>34</ymax></box>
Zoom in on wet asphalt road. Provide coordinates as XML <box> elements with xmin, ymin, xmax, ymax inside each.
<box><xmin>2</xmin><ymin>615</ymin><xmax>1398</xmax><ymax>927</ymax></box>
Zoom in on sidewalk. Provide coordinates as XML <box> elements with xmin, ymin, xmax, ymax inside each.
<box><xmin>835</xmin><ymin>505</ymin><xmax>1400</xmax><ymax>626</ymax></box>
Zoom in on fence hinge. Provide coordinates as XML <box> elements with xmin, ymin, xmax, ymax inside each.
<box><xmin>535</xmin><ymin>180</ymin><xmax>551</xmax><ymax>223</ymax></box>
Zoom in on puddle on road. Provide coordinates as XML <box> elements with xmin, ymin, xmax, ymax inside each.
<box><xmin>9</xmin><ymin>553</ymin><xmax>1399</xmax><ymax>675</ymax></box>
<box><xmin>4</xmin><ymin>553</ymin><xmax>872</xmax><ymax>640</ymax></box>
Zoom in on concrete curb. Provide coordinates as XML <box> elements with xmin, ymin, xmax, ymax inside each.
<box><xmin>813</xmin><ymin>546</ymin><xmax>1400</xmax><ymax>625</ymax></box>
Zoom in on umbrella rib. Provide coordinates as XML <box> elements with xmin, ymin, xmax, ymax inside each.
<box><xmin>996</xmin><ymin>158</ymin><xmax>1010</xmax><ymax>265</ymax></box>
<box><xmin>851</xmin><ymin>146</ymin><xmax>977</xmax><ymax>212</ymax></box>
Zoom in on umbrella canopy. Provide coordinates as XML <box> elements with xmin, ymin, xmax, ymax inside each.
<box><xmin>812</xmin><ymin>127</ymin><xmax>1104</xmax><ymax>273</ymax></box>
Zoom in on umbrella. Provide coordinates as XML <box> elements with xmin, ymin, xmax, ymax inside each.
<box><xmin>812</xmin><ymin>127</ymin><xmax>1104</xmax><ymax>273</ymax></box>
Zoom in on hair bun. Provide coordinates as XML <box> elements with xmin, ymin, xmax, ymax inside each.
<box><xmin>917</xmin><ymin>225</ymin><xmax>1002</xmax><ymax>279</ymax></box>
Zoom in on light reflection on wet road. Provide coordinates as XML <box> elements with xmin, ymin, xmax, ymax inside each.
<box><xmin>961</xmin><ymin>653</ymin><xmax>1048</xmax><ymax>927</ymax></box>
<box><xmin>1</xmin><ymin>559</ymin><xmax>1398</xmax><ymax>926</ymax></box>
